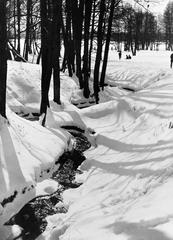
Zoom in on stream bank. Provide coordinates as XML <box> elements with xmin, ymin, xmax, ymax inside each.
<box><xmin>5</xmin><ymin>128</ymin><xmax>91</xmax><ymax>240</ymax></box>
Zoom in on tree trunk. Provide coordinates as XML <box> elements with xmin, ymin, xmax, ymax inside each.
<box><xmin>24</xmin><ymin>0</ymin><xmax>32</xmax><ymax>60</ymax></box>
<box><xmin>0</xmin><ymin>0</ymin><xmax>7</xmax><ymax>118</ymax></box>
<box><xmin>83</xmin><ymin>0</ymin><xmax>92</xmax><ymax>98</ymax></box>
<box><xmin>17</xmin><ymin>0</ymin><xmax>21</xmax><ymax>54</ymax></box>
<box><xmin>93</xmin><ymin>0</ymin><xmax>105</xmax><ymax>103</ymax></box>
<box><xmin>52</xmin><ymin>0</ymin><xmax>61</xmax><ymax>104</ymax></box>
<box><xmin>40</xmin><ymin>0</ymin><xmax>51</xmax><ymax>115</ymax></box>
<box><xmin>71</xmin><ymin>0</ymin><xmax>84</xmax><ymax>89</ymax></box>
<box><xmin>13</xmin><ymin>0</ymin><xmax>16</xmax><ymax>48</ymax></box>
<box><xmin>88</xmin><ymin>0</ymin><xmax>96</xmax><ymax>74</ymax></box>
<box><xmin>100</xmin><ymin>0</ymin><xmax>116</xmax><ymax>90</ymax></box>
<box><xmin>65</xmin><ymin>0</ymin><xmax>73</xmax><ymax>77</ymax></box>
<box><xmin>60</xmin><ymin>13</ymin><xmax>73</xmax><ymax>77</ymax></box>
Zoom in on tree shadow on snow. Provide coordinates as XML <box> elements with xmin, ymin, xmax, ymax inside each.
<box><xmin>89</xmin><ymin>158</ymin><xmax>167</xmax><ymax>178</ymax></box>
<box><xmin>0</xmin><ymin>123</ymin><xmax>26</xmax><ymax>192</ymax></box>
<box><xmin>109</xmin><ymin>220</ymin><xmax>172</xmax><ymax>240</ymax></box>
<box><xmin>97</xmin><ymin>134</ymin><xmax>173</xmax><ymax>153</ymax></box>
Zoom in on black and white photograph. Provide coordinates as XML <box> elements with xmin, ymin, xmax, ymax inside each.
<box><xmin>1</xmin><ymin>0</ymin><xmax>173</xmax><ymax>239</ymax></box>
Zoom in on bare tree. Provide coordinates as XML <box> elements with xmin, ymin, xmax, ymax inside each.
<box><xmin>93</xmin><ymin>0</ymin><xmax>106</xmax><ymax>103</ymax></box>
<box><xmin>40</xmin><ymin>0</ymin><xmax>51</xmax><ymax>115</ymax></box>
<box><xmin>88</xmin><ymin>0</ymin><xmax>97</xmax><ymax>74</ymax></box>
<box><xmin>100</xmin><ymin>0</ymin><xmax>120</xmax><ymax>89</ymax></box>
<box><xmin>17</xmin><ymin>0</ymin><xmax>21</xmax><ymax>53</ymax></box>
<box><xmin>71</xmin><ymin>0</ymin><xmax>84</xmax><ymax>89</ymax></box>
<box><xmin>83</xmin><ymin>0</ymin><xmax>93</xmax><ymax>98</ymax></box>
<box><xmin>0</xmin><ymin>0</ymin><xmax>7</xmax><ymax>117</ymax></box>
<box><xmin>52</xmin><ymin>0</ymin><xmax>62</xmax><ymax>104</ymax></box>
<box><xmin>24</xmin><ymin>0</ymin><xmax>32</xmax><ymax>60</ymax></box>
<box><xmin>40</xmin><ymin>0</ymin><xmax>61</xmax><ymax>117</ymax></box>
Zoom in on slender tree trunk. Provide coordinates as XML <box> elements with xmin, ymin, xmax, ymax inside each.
<box><xmin>93</xmin><ymin>0</ymin><xmax>105</xmax><ymax>103</ymax></box>
<box><xmin>83</xmin><ymin>0</ymin><xmax>92</xmax><ymax>98</ymax></box>
<box><xmin>13</xmin><ymin>0</ymin><xmax>16</xmax><ymax>48</ymax></box>
<box><xmin>40</xmin><ymin>0</ymin><xmax>62</xmax><ymax>115</ymax></box>
<box><xmin>52</xmin><ymin>0</ymin><xmax>61</xmax><ymax>104</ymax></box>
<box><xmin>71</xmin><ymin>0</ymin><xmax>84</xmax><ymax>89</ymax></box>
<box><xmin>88</xmin><ymin>0</ymin><xmax>96</xmax><ymax>74</ymax></box>
<box><xmin>17</xmin><ymin>0</ymin><xmax>21</xmax><ymax>54</ymax></box>
<box><xmin>60</xmin><ymin>13</ymin><xmax>73</xmax><ymax>77</ymax></box>
<box><xmin>0</xmin><ymin>0</ymin><xmax>7</xmax><ymax>118</ymax></box>
<box><xmin>65</xmin><ymin>0</ymin><xmax>73</xmax><ymax>77</ymax></box>
<box><xmin>24</xmin><ymin>0</ymin><xmax>32</xmax><ymax>60</ymax></box>
<box><xmin>100</xmin><ymin>0</ymin><xmax>117</xmax><ymax>90</ymax></box>
<box><xmin>40</xmin><ymin>0</ymin><xmax>51</xmax><ymax>115</ymax></box>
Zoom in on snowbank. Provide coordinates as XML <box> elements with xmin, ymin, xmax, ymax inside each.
<box><xmin>7</xmin><ymin>61</ymin><xmax>77</xmax><ymax>113</ymax></box>
<box><xmin>0</xmin><ymin>108</ymin><xmax>70</xmax><ymax>226</ymax></box>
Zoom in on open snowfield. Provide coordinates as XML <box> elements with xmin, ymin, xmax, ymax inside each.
<box><xmin>1</xmin><ymin>48</ymin><xmax>173</xmax><ymax>239</ymax></box>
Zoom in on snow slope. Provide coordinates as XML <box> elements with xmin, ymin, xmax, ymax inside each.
<box><xmin>7</xmin><ymin>60</ymin><xmax>77</xmax><ymax>113</ymax></box>
<box><xmin>36</xmin><ymin>50</ymin><xmax>173</xmax><ymax>240</ymax></box>
<box><xmin>0</xmin><ymin>107</ymin><xmax>70</xmax><ymax>226</ymax></box>
<box><xmin>0</xmin><ymin>61</ymin><xmax>78</xmax><ymax>229</ymax></box>
<box><xmin>2</xmin><ymin>49</ymin><xmax>173</xmax><ymax>240</ymax></box>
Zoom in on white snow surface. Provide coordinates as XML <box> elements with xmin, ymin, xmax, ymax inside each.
<box><xmin>2</xmin><ymin>49</ymin><xmax>173</xmax><ymax>240</ymax></box>
<box><xmin>37</xmin><ymin>50</ymin><xmax>173</xmax><ymax>240</ymax></box>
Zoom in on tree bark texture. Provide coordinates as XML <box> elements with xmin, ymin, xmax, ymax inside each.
<box><xmin>100</xmin><ymin>0</ymin><xmax>117</xmax><ymax>89</ymax></box>
<box><xmin>83</xmin><ymin>0</ymin><xmax>92</xmax><ymax>98</ymax></box>
<box><xmin>93</xmin><ymin>0</ymin><xmax>105</xmax><ymax>103</ymax></box>
<box><xmin>0</xmin><ymin>0</ymin><xmax>7</xmax><ymax>118</ymax></box>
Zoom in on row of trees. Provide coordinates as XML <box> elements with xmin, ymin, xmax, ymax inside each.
<box><xmin>112</xmin><ymin>1</ymin><xmax>173</xmax><ymax>53</ymax></box>
<box><xmin>1</xmin><ymin>0</ymin><xmax>123</xmax><ymax>119</ymax></box>
<box><xmin>0</xmin><ymin>0</ymin><xmax>171</xmax><ymax>119</ymax></box>
<box><xmin>164</xmin><ymin>1</ymin><xmax>173</xmax><ymax>50</ymax></box>
<box><xmin>114</xmin><ymin>4</ymin><xmax>158</xmax><ymax>55</ymax></box>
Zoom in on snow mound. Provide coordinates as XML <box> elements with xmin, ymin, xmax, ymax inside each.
<box><xmin>71</xmin><ymin>89</ymin><xmax>95</xmax><ymax>108</ymax></box>
<box><xmin>7</xmin><ymin>61</ymin><xmax>77</xmax><ymax>114</ymax></box>
<box><xmin>80</xmin><ymin>99</ymin><xmax>140</xmax><ymax>132</ymax></box>
<box><xmin>7</xmin><ymin>61</ymin><xmax>41</xmax><ymax>113</ymax></box>
<box><xmin>0</xmin><ymin>108</ymin><xmax>69</xmax><ymax>225</ymax></box>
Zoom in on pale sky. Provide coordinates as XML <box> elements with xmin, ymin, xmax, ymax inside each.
<box><xmin>149</xmin><ymin>0</ymin><xmax>171</xmax><ymax>14</ymax></box>
<box><xmin>126</xmin><ymin>0</ymin><xmax>172</xmax><ymax>14</ymax></box>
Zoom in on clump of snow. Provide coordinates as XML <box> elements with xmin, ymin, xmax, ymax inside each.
<box><xmin>35</xmin><ymin>179</ymin><xmax>60</xmax><ymax>197</ymax></box>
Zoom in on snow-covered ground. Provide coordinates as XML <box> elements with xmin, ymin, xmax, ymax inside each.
<box><xmin>2</xmin><ymin>48</ymin><xmax>173</xmax><ymax>240</ymax></box>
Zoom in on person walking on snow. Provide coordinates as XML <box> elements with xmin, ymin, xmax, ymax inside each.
<box><xmin>170</xmin><ymin>53</ymin><xmax>173</xmax><ymax>68</ymax></box>
<box><xmin>118</xmin><ymin>50</ymin><xmax>122</xmax><ymax>60</ymax></box>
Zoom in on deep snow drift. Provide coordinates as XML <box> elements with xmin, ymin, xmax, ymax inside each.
<box><xmin>2</xmin><ymin>49</ymin><xmax>173</xmax><ymax>240</ymax></box>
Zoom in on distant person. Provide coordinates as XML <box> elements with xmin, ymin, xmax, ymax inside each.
<box><xmin>126</xmin><ymin>54</ymin><xmax>131</xmax><ymax>60</ymax></box>
<box><xmin>170</xmin><ymin>53</ymin><xmax>173</xmax><ymax>68</ymax></box>
<box><xmin>118</xmin><ymin>50</ymin><xmax>122</xmax><ymax>60</ymax></box>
